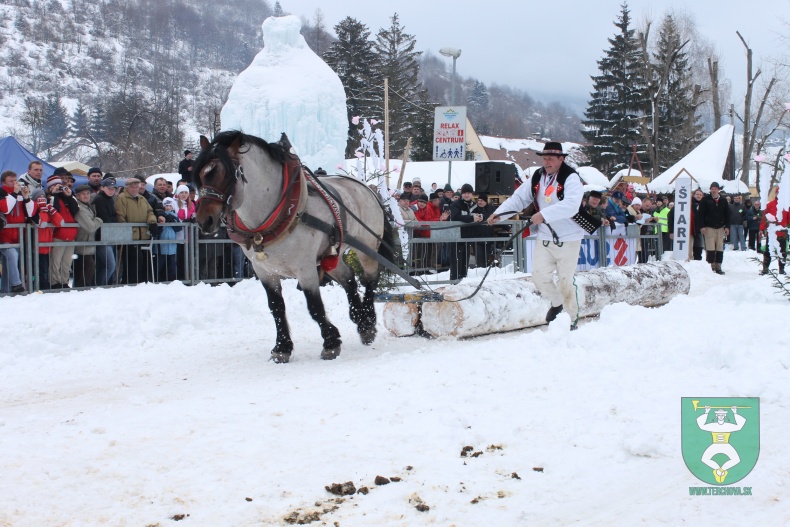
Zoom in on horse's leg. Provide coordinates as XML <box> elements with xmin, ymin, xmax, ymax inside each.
<box><xmin>260</xmin><ymin>278</ymin><xmax>294</xmax><ymax>363</ymax></box>
<box><xmin>300</xmin><ymin>281</ymin><xmax>343</xmax><ymax>360</ymax></box>
<box><xmin>356</xmin><ymin>257</ymin><xmax>383</xmax><ymax>345</ymax></box>
<box><xmin>329</xmin><ymin>263</ymin><xmax>374</xmax><ymax>344</ymax></box>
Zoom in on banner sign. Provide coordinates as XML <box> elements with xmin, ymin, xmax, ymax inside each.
<box><xmin>523</xmin><ymin>225</ymin><xmax>638</xmax><ymax>272</ymax></box>
<box><xmin>673</xmin><ymin>176</ymin><xmax>693</xmax><ymax>260</ymax></box>
<box><xmin>433</xmin><ymin>106</ymin><xmax>467</xmax><ymax>161</ymax></box>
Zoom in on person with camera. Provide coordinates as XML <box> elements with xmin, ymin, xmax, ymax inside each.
<box><xmin>1</xmin><ymin>170</ymin><xmax>36</xmax><ymax>294</ymax></box>
<box><xmin>47</xmin><ymin>170</ymin><xmax>80</xmax><ymax>289</ymax></box>
<box><xmin>31</xmin><ymin>188</ymin><xmax>63</xmax><ymax>290</ymax></box>
<box><xmin>73</xmin><ymin>184</ymin><xmax>103</xmax><ymax>288</ymax></box>
<box><xmin>18</xmin><ymin>161</ymin><xmax>44</xmax><ymax>193</ymax></box>
<box><xmin>449</xmin><ymin>183</ymin><xmax>485</xmax><ymax>281</ymax></box>
<box><xmin>115</xmin><ymin>177</ymin><xmax>158</xmax><ymax>284</ymax></box>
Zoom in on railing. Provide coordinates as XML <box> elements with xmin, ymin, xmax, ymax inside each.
<box><xmin>0</xmin><ymin>220</ymin><xmax>663</xmax><ymax>295</ymax></box>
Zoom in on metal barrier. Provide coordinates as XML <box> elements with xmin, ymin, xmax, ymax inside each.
<box><xmin>1</xmin><ymin>220</ymin><xmax>663</xmax><ymax>295</ymax></box>
<box><xmin>1</xmin><ymin>223</ymin><xmax>252</xmax><ymax>295</ymax></box>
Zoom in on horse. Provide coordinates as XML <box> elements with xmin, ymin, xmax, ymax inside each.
<box><xmin>192</xmin><ymin>131</ymin><xmax>395</xmax><ymax>363</ymax></box>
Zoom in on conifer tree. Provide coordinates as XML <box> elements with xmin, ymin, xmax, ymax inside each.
<box><xmin>273</xmin><ymin>2</ymin><xmax>283</xmax><ymax>17</ymax></box>
<box><xmin>581</xmin><ymin>3</ymin><xmax>648</xmax><ymax>176</ymax></box>
<box><xmin>70</xmin><ymin>101</ymin><xmax>90</xmax><ymax>138</ymax></box>
<box><xmin>652</xmin><ymin>14</ymin><xmax>702</xmax><ymax>171</ymax></box>
<box><xmin>467</xmin><ymin>80</ymin><xmax>491</xmax><ymax>135</ymax></box>
<box><xmin>41</xmin><ymin>93</ymin><xmax>69</xmax><ymax>151</ymax></box>
<box><xmin>323</xmin><ymin>17</ymin><xmax>379</xmax><ymax>157</ymax></box>
<box><xmin>371</xmin><ymin>13</ymin><xmax>428</xmax><ymax>158</ymax></box>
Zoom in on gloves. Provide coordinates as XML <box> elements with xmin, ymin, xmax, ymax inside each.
<box><xmin>47</xmin><ymin>204</ymin><xmax>57</xmax><ymax>215</ymax></box>
<box><xmin>148</xmin><ymin>223</ymin><xmax>160</xmax><ymax>238</ymax></box>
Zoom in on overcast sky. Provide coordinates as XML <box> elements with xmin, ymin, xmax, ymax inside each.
<box><xmin>284</xmin><ymin>0</ymin><xmax>788</xmax><ymax>111</ymax></box>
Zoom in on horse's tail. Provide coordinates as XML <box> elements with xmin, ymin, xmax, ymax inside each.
<box><xmin>378</xmin><ymin>213</ymin><xmax>396</xmax><ymax>266</ymax></box>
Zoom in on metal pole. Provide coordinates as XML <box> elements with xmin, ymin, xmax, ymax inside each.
<box><xmin>447</xmin><ymin>57</ymin><xmax>456</xmax><ymax>188</ymax></box>
<box><xmin>385</xmin><ymin>77</ymin><xmax>390</xmax><ymax>177</ymax></box>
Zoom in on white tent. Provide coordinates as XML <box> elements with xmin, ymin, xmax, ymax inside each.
<box><xmin>577</xmin><ymin>166</ymin><xmax>610</xmax><ymax>191</ymax></box>
<box><xmin>608</xmin><ymin>168</ymin><xmax>649</xmax><ymax>194</ymax></box>
<box><xmin>650</xmin><ymin>125</ymin><xmax>748</xmax><ymax>194</ymax></box>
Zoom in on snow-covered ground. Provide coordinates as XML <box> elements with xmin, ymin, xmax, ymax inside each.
<box><xmin>1</xmin><ymin>250</ymin><xmax>788</xmax><ymax>526</ymax></box>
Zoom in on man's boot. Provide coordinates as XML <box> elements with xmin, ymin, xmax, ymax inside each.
<box><xmin>546</xmin><ymin>304</ymin><xmax>563</xmax><ymax>323</ymax></box>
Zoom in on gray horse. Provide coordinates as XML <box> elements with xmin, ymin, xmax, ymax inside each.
<box><xmin>193</xmin><ymin>131</ymin><xmax>395</xmax><ymax>363</ymax></box>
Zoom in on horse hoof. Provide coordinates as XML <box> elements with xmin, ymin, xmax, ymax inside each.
<box><xmin>271</xmin><ymin>351</ymin><xmax>292</xmax><ymax>364</ymax></box>
<box><xmin>359</xmin><ymin>327</ymin><xmax>377</xmax><ymax>345</ymax></box>
<box><xmin>321</xmin><ymin>347</ymin><xmax>341</xmax><ymax>360</ymax></box>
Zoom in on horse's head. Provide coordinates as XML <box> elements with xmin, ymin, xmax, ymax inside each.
<box><xmin>192</xmin><ymin>132</ymin><xmax>242</xmax><ymax>234</ymax></box>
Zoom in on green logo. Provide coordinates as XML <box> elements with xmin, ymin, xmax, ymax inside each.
<box><xmin>682</xmin><ymin>398</ymin><xmax>759</xmax><ymax>485</ymax></box>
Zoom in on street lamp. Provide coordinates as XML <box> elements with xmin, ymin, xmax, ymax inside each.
<box><xmin>439</xmin><ymin>47</ymin><xmax>462</xmax><ymax>187</ymax></box>
<box><xmin>439</xmin><ymin>47</ymin><xmax>462</xmax><ymax>105</ymax></box>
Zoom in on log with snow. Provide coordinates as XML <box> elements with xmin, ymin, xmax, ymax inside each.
<box><xmin>382</xmin><ymin>261</ymin><xmax>690</xmax><ymax>338</ymax></box>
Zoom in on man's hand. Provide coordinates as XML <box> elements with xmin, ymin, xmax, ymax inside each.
<box><xmin>158</xmin><ymin>215</ymin><xmax>166</xmax><ymax>224</ymax></box>
<box><xmin>486</xmin><ymin>214</ymin><xmax>500</xmax><ymax>226</ymax></box>
<box><xmin>701</xmin><ymin>227</ymin><xmax>707</xmax><ymax>235</ymax></box>
<box><xmin>725</xmin><ymin>227</ymin><xmax>730</xmax><ymax>236</ymax></box>
<box><xmin>531</xmin><ymin>211</ymin><xmax>545</xmax><ymax>225</ymax></box>
<box><xmin>704</xmin><ymin>406</ymin><xmax>711</xmax><ymax>414</ymax></box>
<box><xmin>62</xmin><ymin>186</ymin><xmax>72</xmax><ymax>196</ymax></box>
<box><xmin>20</xmin><ymin>185</ymin><xmax>30</xmax><ymax>198</ymax></box>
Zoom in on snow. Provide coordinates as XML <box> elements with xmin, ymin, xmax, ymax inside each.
<box><xmin>1</xmin><ymin>251</ymin><xmax>788</xmax><ymax>525</ymax></box>
<box><xmin>652</xmin><ymin>125</ymin><xmax>749</xmax><ymax>194</ymax></box>
<box><xmin>220</xmin><ymin>15</ymin><xmax>348</xmax><ymax>172</ymax></box>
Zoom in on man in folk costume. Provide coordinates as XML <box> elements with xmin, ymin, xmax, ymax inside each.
<box><xmin>488</xmin><ymin>142</ymin><xmax>585</xmax><ymax>330</ymax></box>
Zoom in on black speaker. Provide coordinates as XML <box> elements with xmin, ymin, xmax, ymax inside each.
<box><xmin>474</xmin><ymin>162</ymin><xmax>515</xmax><ymax>195</ymax></box>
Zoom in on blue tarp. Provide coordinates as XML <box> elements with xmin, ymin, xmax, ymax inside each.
<box><xmin>0</xmin><ymin>136</ymin><xmax>88</xmax><ymax>187</ymax></box>
<box><xmin>0</xmin><ymin>136</ymin><xmax>57</xmax><ymax>178</ymax></box>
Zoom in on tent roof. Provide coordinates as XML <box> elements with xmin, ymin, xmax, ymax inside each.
<box><xmin>0</xmin><ymin>136</ymin><xmax>57</xmax><ymax>178</ymax></box>
<box><xmin>50</xmin><ymin>161</ymin><xmax>91</xmax><ymax>176</ymax></box>
<box><xmin>651</xmin><ymin>125</ymin><xmax>748</xmax><ymax>193</ymax></box>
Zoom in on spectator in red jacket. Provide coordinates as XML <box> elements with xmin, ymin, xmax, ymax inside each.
<box><xmin>1</xmin><ymin>170</ymin><xmax>35</xmax><ymax>293</ymax></box>
<box><xmin>759</xmin><ymin>190</ymin><xmax>788</xmax><ymax>275</ymax></box>
<box><xmin>48</xmin><ymin>169</ymin><xmax>80</xmax><ymax>289</ymax></box>
<box><xmin>31</xmin><ymin>188</ymin><xmax>63</xmax><ymax>290</ymax></box>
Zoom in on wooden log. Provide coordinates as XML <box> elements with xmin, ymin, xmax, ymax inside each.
<box><xmin>383</xmin><ymin>261</ymin><xmax>690</xmax><ymax>338</ymax></box>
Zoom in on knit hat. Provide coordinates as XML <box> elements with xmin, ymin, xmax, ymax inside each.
<box><xmin>31</xmin><ymin>188</ymin><xmax>45</xmax><ymax>201</ymax></box>
<box><xmin>46</xmin><ymin>175</ymin><xmax>63</xmax><ymax>189</ymax></box>
<box><xmin>87</xmin><ymin>167</ymin><xmax>102</xmax><ymax>177</ymax></box>
<box><xmin>477</xmin><ymin>193</ymin><xmax>489</xmax><ymax>203</ymax></box>
<box><xmin>611</xmin><ymin>190</ymin><xmax>625</xmax><ymax>200</ymax></box>
<box><xmin>461</xmin><ymin>183</ymin><xmax>474</xmax><ymax>194</ymax></box>
<box><xmin>589</xmin><ymin>190</ymin><xmax>603</xmax><ymax>199</ymax></box>
<box><xmin>443</xmin><ymin>183</ymin><xmax>453</xmax><ymax>191</ymax></box>
<box><xmin>429</xmin><ymin>192</ymin><xmax>439</xmax><ymax>200</ymax></box>
<box><xmin>631</xmin><ymin>197</ymin><xmax>642</xmax><ymax>206</ymax></box>
<box><xmin>163</xmin><ymin>197</ymin><xmax>177</xmax><ymax>208</ymax></box>
<box><xmin>101</xmin><ymin>177</ymin><xmax>116</xmax><ymax>187</ymax></box>
<box><xmin>453</xmin><ymin>191</ymin><xmax>462</xmax><ymax>198</ymax></box>
<box><xmin>176</xmin><ymin>184</ymin><xmax>190</xmax><ymax>195</ymax></box>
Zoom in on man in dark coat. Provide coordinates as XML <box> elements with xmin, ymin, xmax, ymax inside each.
<box><xmin>699</xmin><ymin>182</ymin><xmax>730</xmax><ymax>274</ymax></box>
<box><xmin>744</xmin><ymin>198</ymin><xmax>762</xmax><ymax>251</ymax></box>
<box><xmin>449</xmin><ymin>183</ymin><xmax>485</xmax><ymax>280</ymax></box>
<box><xmin>93</xmin><ymin>175</ymin><xmax>119</xmax><ymax>285</ymax></box>
<box><xmin>178</xmin><ymin>150</ymin><xmax>194</xmax><ymax>183</ymax></box>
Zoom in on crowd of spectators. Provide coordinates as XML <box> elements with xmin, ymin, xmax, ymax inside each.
<box><xmin>0</xmin><ymin>158</ymin><xmax>252</xmax><ymax>295</ymax></box>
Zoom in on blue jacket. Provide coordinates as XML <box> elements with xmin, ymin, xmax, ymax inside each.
<box><xmin>156</xmin><ymin>211</ymin><xmax>182</xmax><ymax>255</ymax></box>
<box><xmin>605</xmin><ymin>198</ymin><xmax>627</xmax><ymax>224</ymax></box>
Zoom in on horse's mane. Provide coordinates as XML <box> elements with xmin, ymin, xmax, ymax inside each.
<box><xmin>212</xmin><ymin>130</ymin><xmax>290</xmax><ymax>165</ymax></box>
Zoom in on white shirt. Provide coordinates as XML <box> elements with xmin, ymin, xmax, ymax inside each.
<box><xmin>493</xmin><ymin>168</ymin><xmax>586</xmax><ymax>242</ymax></box>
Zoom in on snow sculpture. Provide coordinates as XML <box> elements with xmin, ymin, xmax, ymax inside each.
<box><xmin>221</xmin><ymin>15</ymin><xmax>347</xmax><ymax>171</ymax></box>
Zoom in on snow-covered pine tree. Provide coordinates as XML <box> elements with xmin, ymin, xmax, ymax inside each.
<box><xmin>468</xmin><ymin>80</ymin><xmax>491</xmax><ymax>135</ymax></box>
<box><xmin>273</xmin><ymin>2</ymin><xmax>283</xmax><ymax>17</ymax></box>
<box><xmin>70</xmin><ymin>101</ymin><xmax>90</xmax><ymax>138</ymax></box>
<box><xmin>653</xmin><ymin>14</ymin><xmax>702</xmax><ymax>172</ymax></box>
<box><xmin>41</xmin><ymin>93</ymin><xmax>69</xmax><ymax>154</ymax></box>
<box><xmin>371</xmin><ymin>13</ymin><xmax>428</xmax><ymax>158</ymax></box>
<box><xmin>323</xmin><ymin>17</ymin><xmax>380</xmax><ymax>158</ymax></box>
<box><xmin>89</xmin><ymin>102</ymin><xmax>109</xmax><ymax>143</ymax></box>
<box><xmin>581</xmin><ymin>2</ymin><xmax>648</xmax><ymax>177</ymax></box>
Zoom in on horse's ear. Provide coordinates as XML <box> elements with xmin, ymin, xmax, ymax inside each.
<box><xmin>279</xmin><ymin>132</ymin><xmax>293</xmax><ymax>152</ymax></box>
<box><xmin>199</xmin><ymin>135</ymin><xmax>210</xmax><ymax>150</ymax></box>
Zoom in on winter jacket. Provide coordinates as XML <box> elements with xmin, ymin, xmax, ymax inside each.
<box><xmin>18</xmin><ymin>173</ymin><xmax>43</xmax><ymax>193</ymax></box>
<box><xmin>414</xmin><ymin>203</ymin><xmax>442</xmax><ymax>238</ymax></box>
<box><xmin>75</xmin><ymin>201</ymin><xmax>103</xmax><ymax>255</ymax></box>
<box><xmin>33</xmin><ymin>198</ymin><xmax>63</xmax><ymax>254</ymax></box>
<box><xmin>744</xmin><ymin>205</ymin><xmax>761</xmax><ymax>231</ymax></box>
<box><xmin>691</xmin><ymin>197</ymin><xmax>704</xmax><ymax>235</ymax></box>
<box><xmin>93</xmin><ymin>191</ymin><xmax>118</xmax><ymax>224</ymax></box>
<box><xmin>52</xmin><ymin>192</ymin><xmax>80</xmax><ymax>241</ymax></box>
<box><xmin>699</xmin><ymin>193</ymin><xmax>731</xmax><ymax>229</ymax></box>
<box><xmin>728</xmin><ymin>201</ymin><xmax>745</xmax><ymax>224</ymax></box>
<box><xmin>450</xmin><ymin>198</ymin><xmax>483</xmax><ymax>239</ymax></box>
<box><xmin>0</xmin><ymin>184</ymin><xmax>35</xmax><ymax>244</ymax></box>
<box><xmin>115</xmin><ymin>191</ymin><xmax>156</xmax><ymax>240</ymax></box>
<box><xmin>156</xmin><ymin>210</ymin><xmax>181</xmax><ymax>255</ymax></box>
<box><xmin>605</xmin><ymin>198</ymin><xmax>628</xmax><ymax>224</ymax></box>
<box><xmin>177</xmin><ymin>201</ymin><xmax>196</xmax><ymax>222</ymax></box>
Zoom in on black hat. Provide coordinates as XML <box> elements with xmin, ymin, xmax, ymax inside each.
<box><xmin>429</xmin><ymin>192</ymin><xmax>439</xmax><ymax>200</ymax></box>
<box><xmin>314</xmin><ymin>167</ymin><xmax>327</xmax><ymax>176</ymax></box>
<box><xmin>74</xmin><ymin>184</ymin><xmax>92</xmax><ymax>194</ymax></box>
<box><xmin>461</xmin><ymin>183</ymin><xmax>474</xmax><ymax>193</ymax></box>
<box><xmin>710</xmin><ymin>181</ymin><xmax>721</xmax><ymax>189</ymax></box>
<box><xmin>536</xmin><ymin>141</ymin><xmax>567</xmax><ymax>156</ymax></box>
<box><xmin>417</xmin><ymin>193</ymin><xmax>429</xmax><ymax>203</ymax></box>
<box><xmin>589</xmin><ymin>190</ymin><xmax>603</xmax><ymax>199</ymax></box>
<box><xmin>403</xmin><ymin>182</ymin><xmax>412</xmax><ymax>188</ymax></box>
<box><xmin>87</xmin><ymin>167</ymin><xmax>102</xmax><ymax>177</ymax></box>
<box><xmin>477</xmin><ymin>193</ymin><xmax>488</xmax><ymax>202</ymax></box>
<box><xmin>53</xmin><ymin>167</ymin><xmax>71</xmax><ymax>177</ymax></box>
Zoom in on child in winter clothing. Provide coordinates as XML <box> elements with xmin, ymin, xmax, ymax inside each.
<box><xmin>32</xmin><ymin>189</ymin><xmax>63</xmax><ymax>290</ymax></box>
<box><xmin>156</xmin><ymin>197</ymin><xmax>182</xmax><ymax>281</ymax></box>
